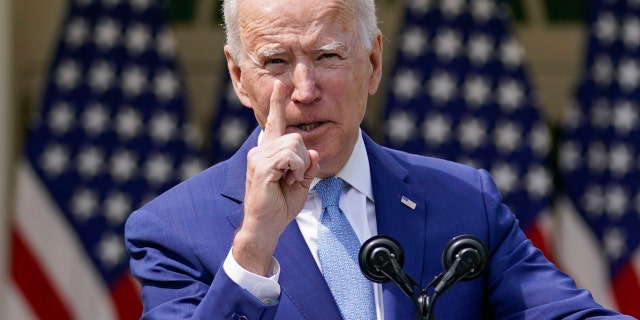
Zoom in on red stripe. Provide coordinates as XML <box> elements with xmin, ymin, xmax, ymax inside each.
<box><xmin>10</xmin><ymin>228</ymin><xmax>74</xmax><ymax>320</ymax></box>
<box><xmin>110</xmin><ymin>271</ymin><xmax>143</xmax><ymax>319</ymax></box>
<box><xmin>612</xmin><ymin>260</ymin><xmax>640</xmax><ymax>318</ymax></box>
<box><xmin>524</xmin><ymin>222</ymin><xmax>554</xmax><ymax>263</ymax></box>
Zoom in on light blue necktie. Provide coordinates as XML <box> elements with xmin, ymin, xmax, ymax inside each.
<box><xmin>316</xmin><ymin>177</ymin><xmax>376</xmax><ymax>319</ymax></box>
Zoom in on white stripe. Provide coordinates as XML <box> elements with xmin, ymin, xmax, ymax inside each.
<box><xmin>16</xmin><ymin>163</ymin><xmax>117</xmax><ymax>320</ymax></box>
<box><xmin>5</xmin><ymin>281</ymin><xmax>38</xmax><ymax>320</ymax></box>
<box><xmin>554</xmin><ymin>196</ymin><xmax>616</xmax><ymax>309</ymax></box>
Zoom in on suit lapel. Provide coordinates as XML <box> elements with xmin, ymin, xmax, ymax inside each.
<box><xmin>364</xmin><ymin>134</ymin><xmax>427</xmax><ymax>320</ymax></box>
<box><xmin>276</xmin><ymin>223</ymin><xmax>342</xmax><ymax>320</ymax></box>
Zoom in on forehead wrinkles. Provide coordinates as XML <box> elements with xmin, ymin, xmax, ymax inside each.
<box><xmin>238</xmin><ymin>0</ymin><xmax>358</xmax><ymax>50</ymax></box>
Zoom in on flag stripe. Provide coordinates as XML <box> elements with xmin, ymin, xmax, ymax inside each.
<box><xmin>13</xmin><ymin>163</ymin><xmax>117</xmax><ymax>320</ymax></box>
<box><xmin>10</xmin><ymin>229</ymin><xmax>73</xmax><ymax>320</ymax></box>
<box><xmin>612</xmin><ymin>258</ymin><xmax>640</xmax><ymax>316</ymax></box>
<box><xmin>110</xmin><ymin>272</ymin><xmax>143</xmax><ymax>320</ymax></box>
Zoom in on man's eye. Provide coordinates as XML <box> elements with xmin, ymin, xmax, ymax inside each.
<box><xmin>266</xmin><ymin>58</ymin><xmax>285</xmax><ymax>64</ymax></box>
<box><xmin>320</xmin><ymin>53</ymin><xmax>339</xmax><ymax>59</ymax></box>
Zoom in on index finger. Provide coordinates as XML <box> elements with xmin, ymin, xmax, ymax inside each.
<box><xmin>263</xmin><ymin>80</ymin><xmax>286</xmax><ymax>142</ymax></box>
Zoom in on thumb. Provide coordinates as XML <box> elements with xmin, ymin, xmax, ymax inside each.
<box><xmin>302</xmin><ymin>150</ymin><xmax>320</xmax><ymax>189</ymax></box>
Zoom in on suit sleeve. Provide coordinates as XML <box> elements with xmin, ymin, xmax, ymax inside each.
<box><xmin>478</xmin><ymin>169</ymin><xmax>634</xmax><ymax>319</ymax></box>
<box><xmin>124</xmin><ymin>208</ymin><xmax>279</xmax><ymax>320</ymax></box>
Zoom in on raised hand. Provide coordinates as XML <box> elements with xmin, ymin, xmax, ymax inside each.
<box><xmin>232</xmin><ymin>80</ymin><xmax>320</xmax><ymax>276</ymax></box>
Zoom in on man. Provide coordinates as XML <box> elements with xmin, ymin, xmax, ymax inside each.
<box><xmin>125</xmin><ymin>0</ymin><xmax>634</xmax><ymax>319</ymax></box>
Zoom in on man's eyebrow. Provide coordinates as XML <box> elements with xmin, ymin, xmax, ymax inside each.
<box><xmin>257</xmin><ymin>47</ymin><xmax>286</xmax><ymax>58</ymax></box>
<box><xmin>317</xmin><ymin>42</ymin><xmax>345</xmax><ymax>52</ymax></box>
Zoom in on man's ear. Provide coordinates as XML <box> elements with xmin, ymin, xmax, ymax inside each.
<box><xmin>368</xmin><ymin>33</ymin><xmax>383</xmax><ymax>96</ymax></box>
<box><xmin>224</xmin><ymin>45</ymin><xmax>253</xmax><ymax>108</ymax></box>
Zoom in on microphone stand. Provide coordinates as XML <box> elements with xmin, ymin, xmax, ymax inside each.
<box><xmin>370</xmin><ymin>249</ymin><xmax>442</xmax><ymax>320</ymax></box>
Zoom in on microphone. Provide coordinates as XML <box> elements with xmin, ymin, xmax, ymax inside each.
<box><xmin>358</xmin><ymin>235</ymin><xmax>416</xmax><ymax>298</ymax></box>
<box><xmin>433</xmin><ymin>235</ymin><xmax>488</xmax><ymax>295</ymax></box>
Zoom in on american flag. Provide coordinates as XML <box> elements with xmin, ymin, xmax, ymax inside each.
<box><xmin>558</xmin><ymin>0</ymin><xmax>640</xmax><ymax>316</ymax></box>
<box><xmin>210</xmin><ymin>73</ymin><xmax>257</xmax><ymax>163</ymax></box>
<box><xmin>7</xmin><ymin>0</ymin><xmax>204</xmax><ymax>319</ymax></box>
<box><xmin>382</xmin><ymin>0</ymin><xmax>555</xmax><ymax>257</ymax></box>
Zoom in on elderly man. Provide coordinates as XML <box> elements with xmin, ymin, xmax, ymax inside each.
<box><xmin>125</xmin><ymin>0</ymin><xmax>634</xmax><ymax>319</ymax></box>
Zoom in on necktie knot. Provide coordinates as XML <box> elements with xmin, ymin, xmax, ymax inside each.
<box><xmin>314</xmin><ymin>177</ymin><xmax>345</xmax><ymax>209</ymax></box>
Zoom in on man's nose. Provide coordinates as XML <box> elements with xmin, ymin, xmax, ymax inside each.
<box><xmin>291</xmin><ymin>63</ymin><xmax>320</xmax><ymax>104</ymax></box>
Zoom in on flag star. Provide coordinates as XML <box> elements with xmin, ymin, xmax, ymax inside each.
<box><xmin>463</xmin><ymin>75</ymin><xmax>491</xmax><ymax>107</ymax></box>
<box><xmin>149</xmin><ymin>111</ymin><xmax>177</xmax><ymax>143</ymax></box>
<box><xmin>95</xmin><ymin>18</ymin><xmax>121</xmax><ymax>51</ymax></box>
<box><xmin>125</xmin><ymin>23</ymin><xmax>151</xmax><ymax>55</ymax></box>
<box><xmin>156</xmin><ymin>28</ymin><xmax>177</xmax><ymax>58</ymax></box>
<box><xmin>182</xmin><ymin>124</ymin><xmax>203</xmax><ymax>149</ymax></box>
<box><xmin>131</xmin><ymin>0</ymin><xmax>151</xmax><ymax>11</ymax></box>
<box><xmin>122</xmin><ymin>65</ymin><xmax>148</xmax><ymax>97</ymax></box>
<box><xmin>494</xmin><ymin>121</ymin><xmax>523</xmax><ymax>154</ymax></box>
<box><xmin>497</xmin><ymin>78</ymin><xmax>524</xmax><ymax>111</ymax></box>
<box><xmin>409</xmin><ymin>0</ymin><xmax>431</xmax><ymax>15</ymax></box>
<box><xmin>471</xmin><ymin>0</ymin><xmax>495</xmax><ymax>23</ymax></box>
<box><xmin>587</xmin><ymin>142</ymin><xmax>608</xmax><ymax>173</ymax></box>
<box><xmin>40</xmin><ymin>144</ymin><xmax>70</xmax><ymax>176</ymax></box>
<box><xmin>65</xmin><ymin>18</ymin><xmax>89</xmax><ymax>48</ymax></box>
<box><xmin>401</xmin><ymin>26</ymin><xmax>428</xmax><ymax>59</ymax></box>
<box><xmin>458</xmin><ymin>118</ymin><xmax>487</xmax><ymax>150</ymax></box>
<box><xmin>218</xmin><ymin>117</ymin><xmax>250</xmax><ymax>151</ymax></box>
<box><xmin>525</xmin><ymin>165</ymin><xmax>551</xmax><ymax>199</ymax></box>
<box><xmin>110</xmin><ymin>149</ymin><xmax>138</xmax><ymax>182</ymax></box>
<box><xmin>70</xmin><ymin>188</ymin><xmax>99</xmax><ymax>221</ymax></box>
<box><xmin>428</xmin><ymin>71</ymin><xmax>457</xmax><ymax>104</ymax></box>
<box><xmin>422</xmin><ymin>113</ymin><xmax>452</xmax><ymax>146</ymax></box>
<box><xmin>590</xmin><ymin>98</ymin><xmax>611</xmax><ymax>129</ymax></box>
<box><xmin>55</xmin><ymin>59</ymin><xmax>82</xmax><ymax>91</ymax></box>
<box><xmin>563</xmin><ymin>101</ymin><xmax>584</xmax><ymax>130</ymax></box>
<box><xmin>77</xmin><ymin>146</ymin><xmax>105</xmax><ymax>178</ymax></box>
<box><xmin>594</xmin><ymin>12</ymin><xmax>618</xmax><ymax>45</ymax></box>
<box><xmin>433</xmin><ymin>28</ymin><xmax>462</xmax><ymax>61</ymax></box>
<box><xmin>105</xmin><ymin>191</ymin><xmax>131</xmax><ymax>225</ymax></box>
<box><xmin>386</xmin><ymin>110</ymin><xmax>417</xmax><ymax>145</ymax></box>
<box><xmin>96</xmin><ymin>233</ymin><xmax>127</xmax><ymax>269</ymax></box>
<box><xmin>392</xmin><ymin>69</ymin><xmax>422</xmax><ymax>101</ymax></box>
<box><xmin>582</xmin><ymin>184</ymin><xmax>605</xmax><ymax>217</ymax></box>
<box><xmin>591</xmin><ymin>55</ymin><xmax>613</xmax><ymax>86</ymax></box>
<box><xmin>88</xmin><ymin>61</ymin><xmax>116</xmax><ymax>93</ymax></box>
<box><xmin>500</xmin><ymin>38</ymin><xmax>524</xmax><ymax>69</ymax></box>
<box><xmin>179</xmin><ymin>156</ymin><xmax>205</xmax><ymax>181</ymax></box>
<box><xmin>603</xmin><ymin>227</ymin><xmax>627</xmax><ymax>261</ymax></box>
<box><xmin>559</xmin><ymin>140</ymin><xmax>582</xmax><ymax>172</ymax></box>
<box><xmin>467</xmin><ymin>33</ymin><xmax>493</xmax><ymax>66</ymax></box>
<box><xmin>154</xmin><ymin>69</ymin><xmax>180</xmax><ymax>101</ymax></box>
<box><xmin>529</xmin><ymin>122</ymin><xmax>550</xmax><ymax>156</ymax></box>
<box><xmin>612</xmin><ymin>100</ymin><xmax>638</xmax><ymax>134</ymax></box>
<box><xmin>115</xmin><ymin>107</ymin><xmax>143</xmax><ymax>140</ymax></box>
<box><xmin>144</xmin><ymin>153</ymin><xmax>173</xmax><ymax>185</ymax></box>
<box><xmin>617</xmin><ymin>58</ymin><xmax>640</xmax><ymax>92</ymax></box>
<box><xmin>605</xmin><ymin>185</ymin><xmax>629</xmax><ymax>219</ymax></box>
<box><xmin>48</xmin><ymin>102</ymin><xmax>75</xmax><ymax>134</ymax></box>
<box><xmin>82</xmin><ymin>103</ymin><xmax>110</xmax><ymax>136</ymax></box>
<box><xmin>608</xmin><ymin>143</ymin><xmax>634</xmax><ymax>177</ymax></box>
<box><xmin>490</xmin><ymin>162</ymin><xmax>519</xmax><ymax>195</ymax></box>
<box><xmin>440</xmin><ymin>0</ymin><xmax>466</xmax><ymax>19</ymax></box>
<box><xmin>622</xmin><ymin>16</ymin><xmax>640</xmax><ymax>49</ymax></box>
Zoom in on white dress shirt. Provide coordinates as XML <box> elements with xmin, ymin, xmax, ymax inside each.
<box><xmin>223</xmin><ymin>130</ymin><xmax>384</xmax><ymax>318</ymax></box>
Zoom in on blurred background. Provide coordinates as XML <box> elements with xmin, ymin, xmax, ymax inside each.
<box><xmin>1</xmin><ymin>0</ymin><xmax>639</xmax><ymax>318</ymax></box>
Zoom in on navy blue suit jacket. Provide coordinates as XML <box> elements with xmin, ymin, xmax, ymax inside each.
<box><xmin>125</xmin><ymin>129</ymin><xmax>632</xmax><ymax>319</ymax></box>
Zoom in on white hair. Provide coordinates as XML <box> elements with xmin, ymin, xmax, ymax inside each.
<box><xmin>222</xmin><ymin>0</ymin><xmax>380</xmax><ymax>64</ymax></box>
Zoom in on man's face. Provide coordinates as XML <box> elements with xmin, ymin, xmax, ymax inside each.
<box><xmin>226</xmin><ymin>0</ymin><xmax>382</xmax><ymax>177</ymax></box>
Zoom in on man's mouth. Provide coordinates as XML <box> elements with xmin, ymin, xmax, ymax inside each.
<box><xmin>297</xmin><ymin>122</ymin><xmax>321</xmax><ymax>131</ymax></box>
